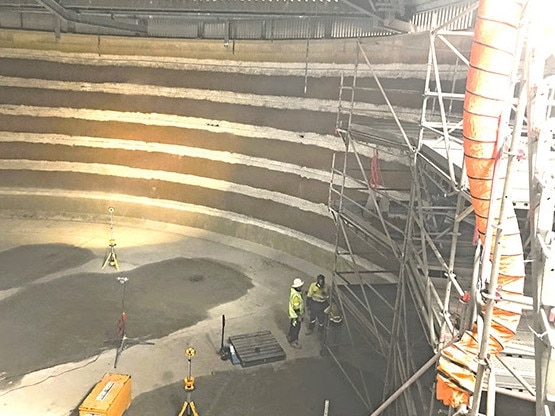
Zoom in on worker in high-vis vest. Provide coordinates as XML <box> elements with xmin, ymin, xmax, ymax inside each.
<box><xmin>324</xmin><ymin>301</ymin><xmax>343</xmax><ymax>345</ymax></box>
<box><xmin>287</xmin><ymin>278</ymin><xmax>305</xmax><ymax>349</ymax></box>
<box><xmin>305</xmin><ymin>274</ymin><xmax>330</xmax><ymax>335</ymax></box>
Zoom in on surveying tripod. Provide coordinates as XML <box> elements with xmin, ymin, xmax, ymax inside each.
<box><xmin>178</xmin><ymin>347</ymin><xmax>199</xmax><ymax>416</ymax></box>
<box><xmin>102</xmin><ymin>207</ymin><xmax>120</xmax><ymax>271</ymax></box>
<box><xmin>107</xmin><ymin>276</ymin><xmax>155</xmax><ymax>368</ymax></box>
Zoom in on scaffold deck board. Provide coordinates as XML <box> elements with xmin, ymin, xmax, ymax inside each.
<box><xmin>229</xmin><ymin>330</ymin><xmax>286</xmax><ymax>367</ymax></box>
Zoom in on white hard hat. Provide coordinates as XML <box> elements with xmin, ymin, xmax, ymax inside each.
<box><xmin>292</xmin><ymin>278</ymin><xmax>304</xmax><ymax>288</ymax></box>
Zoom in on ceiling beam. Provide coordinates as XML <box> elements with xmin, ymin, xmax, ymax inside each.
<box><xmin>34</xmin><ymin>0</ymin><xmax>148</xmax><ymax>34</ymax></box>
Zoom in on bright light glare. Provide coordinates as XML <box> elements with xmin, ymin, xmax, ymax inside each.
<box><xmin>530</xmin><ymin>0</ymin><xmax>555</xmax><ymax>58</ymax></box>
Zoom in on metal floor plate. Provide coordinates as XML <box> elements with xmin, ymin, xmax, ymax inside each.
<box><xmin>229</xmin><ymin>330</ymin><xmax>286</xmax><ymax>368</ymax></box>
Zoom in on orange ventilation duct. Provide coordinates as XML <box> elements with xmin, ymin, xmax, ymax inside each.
<box><xmin>435</xmin><ymin>0</ymin><xmax>526</xmax><ymax>408</ymax></box>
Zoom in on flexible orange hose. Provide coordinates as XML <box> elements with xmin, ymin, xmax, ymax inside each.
<box><xmin>435</xmin><ymin>0</ymin><xmax>526</xmax><ymax>407</ymax></box>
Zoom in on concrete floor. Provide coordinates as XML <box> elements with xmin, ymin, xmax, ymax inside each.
<box><xmin>0</xmin><ymin>215</ymin><xmax>368</xmax><ymax>416</ymax></box>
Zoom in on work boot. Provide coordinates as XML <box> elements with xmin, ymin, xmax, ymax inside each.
<box><xmin>290</xmin><ymin>340</ymin><xmax>301</xmax><ymax>349</ymax></box>
<box><xmin>305</xmin><ymin>327</ymin><xmax>313</xmax><ymax>335</ymax></box>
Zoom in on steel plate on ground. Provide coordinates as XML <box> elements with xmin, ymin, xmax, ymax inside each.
<box><xmin>228</xmin><ymin>330</ymin><xmax>286</xmax><ymax>367</ymax></box>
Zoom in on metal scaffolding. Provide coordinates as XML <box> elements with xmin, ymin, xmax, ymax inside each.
<box><xmin>525</xmin><ymin>2</ymin><xmax>555</xmax><ymax>415</ymax></box>
<box><xmin>325</xmin><ymin>0</ymin><xmax>555</xmax><ymax>414</ymax></box>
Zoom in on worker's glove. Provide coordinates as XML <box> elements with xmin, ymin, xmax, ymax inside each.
<box><xmin>291</xmin><ymin>318</ymin><xmax>298</xmax><ymax>327</ymax></box>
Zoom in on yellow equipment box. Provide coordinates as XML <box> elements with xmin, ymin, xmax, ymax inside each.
<box><xmin>79</xmin><ymin>373</ymin><xmax>132</xmax><ymax>416</ymax></box>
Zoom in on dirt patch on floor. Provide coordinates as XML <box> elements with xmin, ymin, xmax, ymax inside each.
<box><xmin>0</xmin><ymin>244</ymin><xmax>95</xmax><ymax>289</ymax></box>
<box><xmin>0</xmin><ymin>246</ymin><xmax>253</xmax><ymax>388</ymax></box>
<box><xmin>122</xmin><ymin>357</ymin><xmax>368</xmax><ymax>416</ymax></box>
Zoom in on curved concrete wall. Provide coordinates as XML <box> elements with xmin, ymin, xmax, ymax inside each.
<box><xmin>0</xmin><ymin>30</ymin><xmax>432</xmax><ymax>269</ymax></box>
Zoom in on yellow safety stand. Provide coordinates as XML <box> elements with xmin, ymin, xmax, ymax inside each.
<box><xmin>184</xmin><ymin>346</ymin><xmax>196</xmax><ymax>391</ymax></box>
<box><xmin>177</xmin><ymin>401</ymin><xmax>199</xmax><ymax>416</ymax></box>
<box><xmin>102</xmin><ymin>238</ymin><xmax>119</xmax><ymax>271</ymax></box>
<box><xmin>102</xmin><ymin>207</ymin><xmax>120</xmax><ymax>271</ymax></box>
<box><xmin>178</xmin><ymin>347</ymin><xmax>199</xmax><ymax>416</ymax></box>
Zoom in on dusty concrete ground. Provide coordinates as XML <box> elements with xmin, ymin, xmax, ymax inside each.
<box><xmin>0</xmin><ymin>216</ymin><xmax>369</xmax><ymax>416</ymax></box>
